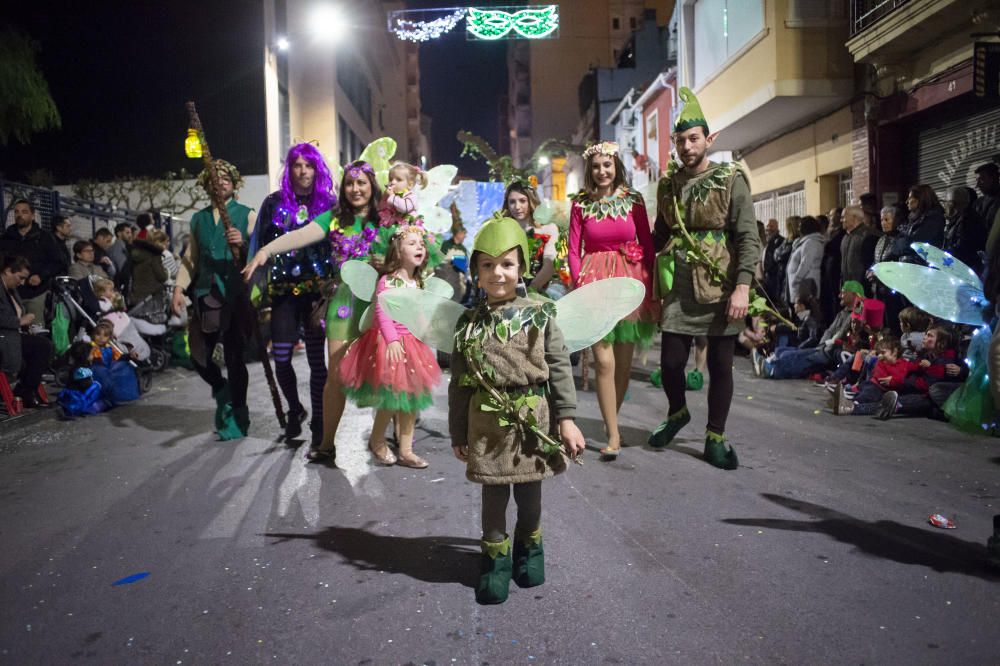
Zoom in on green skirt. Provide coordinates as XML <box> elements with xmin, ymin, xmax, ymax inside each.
<box><xmin>325</xmin><ymin>282</ymin><xmax>367</xmax><ymax>341</ymax></box>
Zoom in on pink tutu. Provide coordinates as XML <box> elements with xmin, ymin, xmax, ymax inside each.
<box><xmin>577</xmin><ymin>250</ymin><xmax>660</xmax><ymax>326</ymax></box>
<box><xmin>340</xmin><ymin>328</ymin><xmax>440</xmax><ymax>412</ymax></box>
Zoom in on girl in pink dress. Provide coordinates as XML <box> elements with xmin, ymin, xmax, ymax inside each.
<box><xmin>378</xmin><ymin>162</ymin><xmax>427</xmax><ymax>228</ymax></box>
<box><xmin>340</xmin><ymin>225</ymin><xmax>440</xmax><ymax>468</ymax></box>
<box><xmin>568</xmin><ymin>141</ymin><xmax>659</xmax><ymax>460</ymax></box>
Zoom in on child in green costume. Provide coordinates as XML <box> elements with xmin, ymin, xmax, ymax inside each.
<box><xmin>447</xmin><ymin>216</ymin><xmax>586</xmax><ymax>604</ymax></box>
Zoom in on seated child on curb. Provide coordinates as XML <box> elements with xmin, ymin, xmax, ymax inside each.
<box><xmin>93</xmin><ymin>278</ymin><xmax>166</xmax><ymax>362</ymax></box>
<box><xmin>898</xmin><ymin>306</ymin><xmax>930</xmax><ymax>360</ymax></box>
<box><xmin>89</xmin><ymin>320</ymin><xmax>140</xmax><ymax>404</ymax></box>
<box><xmin>879</xmin><ymin>325</ymin><xmax>969</xmax><ymax>421</ymax></box>
<box><xmin>57</xmin><ymin>341</ymin><xmax>109</xmax><ymax>418</ymax></box>
<box><xmin>831</xmin><ymin>336</ymin><xmax>916</xmax><ymax>415</ymax></box>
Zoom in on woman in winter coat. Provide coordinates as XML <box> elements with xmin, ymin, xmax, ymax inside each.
<box><xmin>785</xmin><ymin>215</ymin><xmax>826</xmax><ymax>303</ymax></box>
<box><xmin>128</xmin><ymin>237</ymin><xmax>168</xmax><ymax>306</ymax></box>
<box><xmin>895</xmin><ymin>184</ymin><xmax>946</xmax><ymax>264</ymax></box>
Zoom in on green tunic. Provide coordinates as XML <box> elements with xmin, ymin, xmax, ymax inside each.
<box><xmin>312</xmin><ymin>210</ymin><xmax>374</xmax><ymax>341</ymax></box>
<box><xmin>189</xmin><ymin>199</ymin><xmax>252</xmax><ymax>298</ymax></box>
<box><xmin>653</xmin><ymin>162</ymin><xmax>760</xmax><ymax>336</ymax></box>
<box><xmin>448</xmin><ymin>297</ymin><xmax>576</xmax><ymax>485</ymax></box>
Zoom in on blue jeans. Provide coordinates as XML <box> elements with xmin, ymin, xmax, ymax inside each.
<box><xmin>765</xmin><ymin>346</ymin><xmax>835</xmax><ymax>379</ymax></box>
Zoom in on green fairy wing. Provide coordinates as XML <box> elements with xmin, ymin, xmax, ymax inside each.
<box><xmin>358</xmin><ymin>304</ymin><xmax>374</xmax><ymax>333</ymax></box>
<box><xmin>638</xmin><ymin>180</ymin><xmax>659</xmax><ymax>224</ymax></box>
<box><xmin>357</xmin><ymin>137</ymin><xmax>397</xmax><ymax>188</ymax></box>
<box><xmin>910</xmin><ymin>242</ymin><xmax>981</xmax><ymax>287</ymax></box>
<box><xmin>554</xmin><ymin>277</ymin><xmax>646</xmax><ymax>352</ymax></box>
<box><xmin>378</xmin><ymin>289</ymin><xmax>467</xmax><ymax>353</ymax></box>
<box><xmin>415</xmin><ymin>165</ymin><xmax>458</xmax><ymax>234</ymax></box>
<box><xmin>533</xmin><ymin>199</ymin><xmax>570</xmax><ymax>231</ymax></box>
<box><xmin>871</xmin><ymin>261</ymin><xmax>988</xmax><ymax>326</ymax></box>
<box><xmin>340</xmin><ymin>260</ymin><xmax>378</xmax><ymax>302</ymax></box>
<box><xmin>424</xmin><ymin>276</ymin><xmax>455</xmax><ymax>300</ymax></box>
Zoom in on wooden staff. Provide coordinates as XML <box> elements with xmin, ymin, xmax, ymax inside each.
<box><xmin>185</xmin><ymin>100</ymin><xmax>286</xmax><ymax>429</ymax></box>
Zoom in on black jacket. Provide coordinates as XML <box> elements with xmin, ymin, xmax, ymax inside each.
<box><xmin>943</xmin><ymin>209</ymin><xmax>987</xmax><ymax>274</ymax></box>
<box><xmin>0</xmin><ymin>284</ymin><xmax>23</xmax><ymax>375</ymax></box>
<box><xmin>0</xmin><ymin>223</ymin><xmax>65</xmax><ymax>299</ymax></box>
<box><xmin>895</xmin><ymin>207</ymin><xmax>946</xmax><ymax>263</ymax></box>
<box><xmin>840</xmin><ymin>225</ymin><xmax>879</xmax><ymax>284</ymax></box>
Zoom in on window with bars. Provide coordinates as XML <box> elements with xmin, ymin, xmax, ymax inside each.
<box><xmin>838</xmin><ymin>171</ymin><xmax>853</xmax><ymax>208</ymax></box>
<box><xmin>753</xmin><ymin>185</ymin><xmax>807</xmax><ymax>236</ymax></box>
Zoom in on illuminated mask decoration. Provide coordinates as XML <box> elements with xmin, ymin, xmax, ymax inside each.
<box><xmin>466</xmin><ymin>5</ymin><xmax>560</xmax><ymax>40</ymax></box>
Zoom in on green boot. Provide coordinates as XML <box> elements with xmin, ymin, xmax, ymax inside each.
<box><xmin>475</xmin><ymin>537</ymin><xmax>512</xmax><ymax>605</ymax></box>
<box><xmin>648</xmin><ymin>406</ymin><xmax>691</xmax><ymax>448</ymax></box>
<box><xmin>704</xmin><ymin>431</ymin><xmax>739</xmax><ymax>470</ymax></box>
<box><xmin>212</xmin><ymin>383</ymin><xmax>232</xmax><ymax>433</ymax></box>
<box><xmin>512</xmin><ymin>528</ymin><xmax>545</xmax><ymax>588</ymax></box>
<box><xmin>218</xmin><ymin>405</ymin><xmax>249</xmax><ymax>440</ymax></box>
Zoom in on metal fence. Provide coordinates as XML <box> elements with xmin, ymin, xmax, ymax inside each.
<box><xmin>850</xmin><ymin>0</ymin><xmax>910</xmax><ymax>37</ymax></box>
<box><xmin>753</xmin><ymin>187</ymin><xmax>807</xmax><ymax>236</ymax></box>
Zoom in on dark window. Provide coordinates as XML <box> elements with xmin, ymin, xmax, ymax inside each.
<box><xmin>629</xmin><ymin>16</ymin><xmax>637</xmax><ymax>29</ymax></box>
<box><xmin>337</xmin><ymin>56</ymin><xmax>372</xmax><ymax>130</ymax></box>
<box><xmin>612</xmin><ymin>17</ymin><xmax>620</xmax><ymax>29</ymax></box>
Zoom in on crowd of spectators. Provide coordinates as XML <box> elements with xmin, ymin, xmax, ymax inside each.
<box><xmin>747</xmin><ymin>161</ymin><xmax>1000</xmax><ymax>427</ymax></box>
<box><xmin>0</xmin><ymin>200</ymin><xmax>181</xmax><ymax>414</ymax></box>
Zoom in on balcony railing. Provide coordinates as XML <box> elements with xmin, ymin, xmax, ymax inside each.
<box><xmin>850</xmin><ymin>0</ymin><xmax>910</xmax><ymax>36</ymax></box>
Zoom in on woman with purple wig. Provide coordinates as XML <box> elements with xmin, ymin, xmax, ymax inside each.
<box><xmin>251</xmin><ymin>142</ymin><xmax>337</xmax><ymax>446</ymax></box>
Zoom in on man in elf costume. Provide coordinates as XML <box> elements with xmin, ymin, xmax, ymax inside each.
<box><xmin>172</xmin><ymin>160</ymin><xmax>256</xmax><ymax>440</ymax></box>
<box><xmin>647</xmin><ymin>88</ymin><xmax>761</xmax><ymax>470</ymax></box>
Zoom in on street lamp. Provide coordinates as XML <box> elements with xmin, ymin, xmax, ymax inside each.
<box><xmin>276</xmin><ymin>35</ymin><xmax>290</xmax><ymax>51</ymax></box>
<box><xmin>312</xmin><ymin>4</ymin><xmax>348</xmax><ymax>40</ymax></box>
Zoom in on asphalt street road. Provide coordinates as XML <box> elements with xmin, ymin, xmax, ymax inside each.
<box><xmin>1</xmin><ymin>346</ymin><xmax>998</xmax><ymax>664</ymax></box>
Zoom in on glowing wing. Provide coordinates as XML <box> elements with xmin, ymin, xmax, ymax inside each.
<box><xmin>415</xmin><ymin>165</ymin><xmax>458</xmax><ymax>234</ymax></box>
<box><xmin>358</xmin><ymin>137</ymin><xmax>397</xmax><ymax>188</ymax></box>
<box><xmin>424</xmin><ymin>276</ymin><xmax>455</xmax><ymax>300</ymax></box>
<box><xmin>533</xmin><ymin>199</ymin><xmax>570</xmax><ymax>231</ymax></box>
<box><xmin>638</xmin><ymin>180</ymin><xmax>659</xmax><ymax>224</ymax></box>
<box><xmin>554</xmin><ymin>277</ymin><xmax>646</xmax><ymax>352</ymax></box>
<box><xmin>378</xmin><ymin>289</ymin><xmax>467</xmax><ymax>353</ymax></box>
<box><xmin>340</xmin><ymin>260</ymin><xmax>378</xmax><ymax>302</ymax></box>
<box><xmin>910</xmin><ymin>242</ymin><xmax>982</xmax><ymax>288</ymax></box>
<box><xmin>872</xmin><ymin>261</ymin><xmax>988</xmax><ymax>326</ymax></box>
<box><xmin>358</xmin><ymin>304</ymin><xmax>374</xmax><ymax>333</ymax></box>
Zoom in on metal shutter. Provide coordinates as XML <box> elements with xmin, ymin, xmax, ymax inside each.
<box><xmin>913</xmin><ymin>105</ymin><xmax>1000</xmax><ymax>200</ymax></box>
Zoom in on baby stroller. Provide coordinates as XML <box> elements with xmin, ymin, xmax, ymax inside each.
<box><xmin>51</xmin><ymin>276</ymin><xmax>154</xmax><ymax>393</ymax></box>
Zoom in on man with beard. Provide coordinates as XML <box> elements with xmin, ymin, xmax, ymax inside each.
<box><xmin>250</xmin><ymin>143</ymin><xmax>336</xmax><ymax>446</ymax></box>
<box><xmin>647</xmin><ymin>87</ymin><xmax>760</xmax><ymax>470</ymax></box>
<box><xmin>172</xmin><ymin>160</ymin><xmax>256</xmax><ymax>440</ymax></box>
<box><xmin>0</xmin><ymin>200</ymin><xmax>64</xmax><ymax>323</ymax></box>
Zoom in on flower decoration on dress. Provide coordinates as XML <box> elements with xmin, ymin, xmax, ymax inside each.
<box><xmin>582</xmin><ymin>141</ymin><xmax>619</xmax><ymax>160</ymax></box>
<box><xmin>620</xmin><ymin>240</ymin><xmax>644</xmax><ymax>264</ymax></box>
<box><xmin>329</xmin><ymin>224</ymin><xmax>378</xmax><ymax>268</ymax></box>
<box><xmin>345</xmin><ymin>162</ymin><xmax>376</xmax><ymax>180</ymax></box>
<box><xmin>336</xmin><ymin>305</ymin><xmax>352</xmax><ymax>319</ymax></box>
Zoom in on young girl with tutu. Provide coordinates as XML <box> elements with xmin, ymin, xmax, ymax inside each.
<box><xmin>378</xmin><ymin>162</ymin><xmax>427</xmax><ymax>228</ymax></box>
<box><xmin>339</xmin><ymin>225</ymin><xmax>440</xmax><ymax>468</ymax></box>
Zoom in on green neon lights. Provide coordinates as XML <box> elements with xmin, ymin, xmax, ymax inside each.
<box><xmin>466</xmin><ymin>5</ymin><xmax>559</xmax><ymax>40</ymax></box>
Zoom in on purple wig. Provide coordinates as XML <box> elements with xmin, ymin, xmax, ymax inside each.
<box><xmin>278</xmin><ymin>142</ymin><xmax>337</xmax><ymax>225</ymax></box>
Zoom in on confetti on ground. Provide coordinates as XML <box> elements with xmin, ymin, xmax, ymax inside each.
<box><xmin>747</xmin><ymin>395</ymin><xmax>754</xmax><ymax>400</ymax></box>
<box><xmin>813</xmin><ymin>410</ymin><xmax>821</xmax><ymax>415</ymax></box>
<box><xmin>429</xmin><ymin>478</ymin><xmax>445</xmax><ymax>483</ymax></box>
<box><xmin>112</xmin><ymin>572</ymin><xmax>150</xmax><ymax>586</ymax></box>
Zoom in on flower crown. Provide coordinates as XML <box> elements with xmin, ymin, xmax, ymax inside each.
<box><xmin>582</xmin><ymin>141</ymin><xmax>619</xmax><ymax>160</ymax></box>
<box><xmin>345</xmin><ymin>162</ymin><xmax>375</xmax><ymax>180</ymax></box>
<box><xmin>392</xmin><ymin>223</ymin><xmax>427</xmax><ymax>239</ymax></box>
<box><xmin>510</xmin><ymin>174</ymin><xmax>539</xmax><ymax>191</ymax></box>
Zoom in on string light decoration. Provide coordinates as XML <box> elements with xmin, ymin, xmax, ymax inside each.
<box><xmin>389</xmin><ymin>8</ymin><xmax>465</xmax><ymax>42</ymax></box>
<box><xmin>387</xmin><ymin>5</ymin><xmax>560</xmax><ymax>42</ymax></box>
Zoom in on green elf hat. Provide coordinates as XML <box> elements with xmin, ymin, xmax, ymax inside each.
<box><xmin>673</xmin><ymin>87</ymin><xmax>709</xmax><ymax>134</ymax></box>
<box><xmin>841</xmin><ymin>280</ymin><xmax>865</xmax><ymax>296</ymax></box>
<box><xmin>472</xmin><ymin>212</ymin><xmax>530</xmax><ymax>275</ymax></box>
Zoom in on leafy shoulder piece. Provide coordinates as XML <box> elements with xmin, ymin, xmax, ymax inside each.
<box><xmin>555</xmin><ymin>277</ymin><xmax>645</xmax><ymax>352</ymax></box>
<box><xmin>378</xmin><ymin>289</ymin><xmax>467</xmax><ymax>353</ymax></box>
<box><xmin>415</xmin><ymin>165</ymin><xmax>458</xmax><ymax>234</ymax></box>
<box><xmin>871</xmin><ymin>260</ymin><xmax>987</xmax><ymax>326</ymax></box>
<box><xmin>340</xmin><ymin>259</ymin><xmax>378</xmax><ymax>302</ymax></box>
<box><xmin>911</xmin><ymin>242</ymin><xmax>980</xmax><ymax>287</ymax></box>
<box><xmin>424</xmin><ymin>275</ymin><xmax>455</xmax><ymax>300</ymax></box>
<box><xmin>358</xmin><ymin>137</ymin><xmax>397</xmax><ymax>188</ymax></box>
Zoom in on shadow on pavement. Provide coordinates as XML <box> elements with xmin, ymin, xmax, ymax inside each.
<box><xmin>723</xmin><ymin>493</ymin><xmax>1000</xmax><ymax>581</ymax></box>
<box><xmin>265</xmin><ymin>523</ymin><xmax>480</xmax><ymax>587</ymax></box>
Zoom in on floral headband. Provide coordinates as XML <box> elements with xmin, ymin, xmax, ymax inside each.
<box><xmin>345</xmin><ymin>162</ymin><xmax>375</xmax><ymax>180</ymax></box>
<box><xmin>392</xmin><ymin>224</ymin><xmax>427</xmax><ymax>239</ymax></box>
<box><xmin>582</xmin><ymin>141</ymin><xmax>619</xmax><ymax>160</ymax></box>
<box><xmin>510</xmin><ymin>174</ymin><xmax>539</xmax><ymax>191</ymax></box>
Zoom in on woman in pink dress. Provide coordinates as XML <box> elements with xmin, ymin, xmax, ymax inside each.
<box><xmin>568</xmin><ymin>141</ymin><xmax>659</xmax><ymax>460</ymax></box>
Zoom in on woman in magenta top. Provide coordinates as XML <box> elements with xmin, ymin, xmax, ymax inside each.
<box><xmin>568</xmin><ymin>141</ymin><xmax>659</xmax><ymax>460</ymax></box>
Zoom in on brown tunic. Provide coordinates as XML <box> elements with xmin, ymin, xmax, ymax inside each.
<box><xmin>448</xmin><ymin>296</ymin><xmax>576</xmax><ymax>485</ymax></box>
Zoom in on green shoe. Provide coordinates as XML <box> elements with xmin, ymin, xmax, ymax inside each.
<box><xmin>212</xmin><ymin>383</ymin><xmax>232</xmax><ymax>433</ymax></box>
<box><xmin>648</xmin><ymin>406</ymin><xmax>691</xmax><ymax>449</ymax></box>
<box><xmin>704</xmin><ymin>431</ymin><xmax>738</xmax><ymax>470</ymax></box>
<box><xmin>685</xmin><ymin>369</ymin><xmax>704</xmax><ymax>391</ymax></box>
<box><xmin>217</xmin><ymin>406</ymin><xmax>249</xmax><ymax>441</ymax></box>
<box><xmin>512</xmin><ymin>529</ymin><xmax>544</xmax><ymax>588</ymax></box>
<box><xmin>475</xmin><ymin>537</ymin><xmax>512</xmax><ymax>604</ymax></box>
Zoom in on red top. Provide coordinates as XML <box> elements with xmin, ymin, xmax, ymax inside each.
<box><xmin>870</xmin><ymin>357</ymin><xmax>918</xmax><ymax>390</ymax></box>
<box><xmin>567</xmin><ymin>195</ymin><xmax>654</xmax><ymax>285</ymax></box>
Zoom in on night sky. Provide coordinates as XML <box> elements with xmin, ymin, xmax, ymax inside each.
<box><xmin>1</xmin><ymin>2</ymin><xmax>507</xmax><ymax>185</ymax></box>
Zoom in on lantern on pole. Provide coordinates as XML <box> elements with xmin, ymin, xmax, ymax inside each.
<box><xmin>184</xmin><ymin>129</ymin><xmax>203</xmax><ymax>158</ymax></box>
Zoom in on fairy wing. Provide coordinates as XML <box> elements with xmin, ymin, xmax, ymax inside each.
<box><xmin>554</xmin><ymin>277</ymin><xmax>646</xmax><ymax>352</ymax></box>
<box><xmin>533</xmin><ymin>199</ymin><xmax>570</xmax><ymax>231</ymax></box>
<box><xmin>415</xmin><ymin>165</ymin><xmax>458</xmax><ymax>234</ymax></box>
<box><xmin>340</xmin><ymin>260</ymin><xmax>378</xmax><ymax>302</ymax></box>
<box><xmin>424</xmin><ymin>276</ymin><xmax>455</xmax><ymax>300</ymax></box>
<box><xmin>637</xmin><ymin>180</ymin><xmax>659</xmax><ymax>224</ymax></box>
<box><xmin>357</xmin><ymin>137</ymin><xmax>397</xmax><ymax>188</ymax></box>
<box><xmin>872</xmin><ymin>261</ymin><xmax>988</xmax><ymax>326</ymax></box>
<box><xmin>910</xmin><ymin>242</ymin><xmax>981</xmax><ymax>288</ymax></box>
<box><xmin>378</xmin><ymin>289</ymin><xmax>466</xmax><ymax>353</ymax></box>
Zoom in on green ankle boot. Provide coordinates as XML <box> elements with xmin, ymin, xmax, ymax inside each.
<box><xmin>704</xmin><ymin>431</ymin><xmax>739</xmax><ymax>470</ymax></box>
<box><xmin>218</xmin><ymin>405</ymin><xmax>249</xmax><ymax>440</ymax></box>
<box><xmin>512</xmin><ymin>529</ymin><xmax>544</xmax><ymax>588</ymax></box>
<box><xmin>648</xmin><ymin>406</ymin><xmax>691</xmax><ymax>448</ymax></box>
<box><xmin>475</xmin><ymin>537</ymin><xmax>512</xmax><ymax>604</ymax></box>
<box><xmin>212</xmin><ymin>383</ymin><xmax>232</xmax><ymax>433</ymax></box>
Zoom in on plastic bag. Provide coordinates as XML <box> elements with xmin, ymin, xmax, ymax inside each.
<box><xmin>943</xmin><ymin>326</ymin><xmax>995</xmax><ymax>434</ymax></box>
<box><xmin>51</xmin><ymin>303</ymin><xmax>70</xmax><ymax>356</ymax></box>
